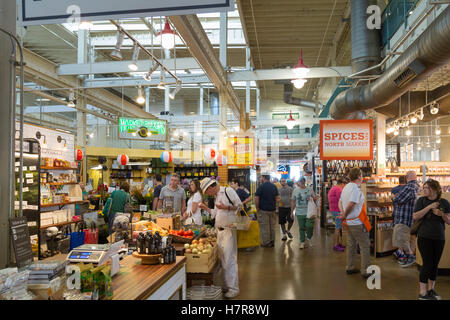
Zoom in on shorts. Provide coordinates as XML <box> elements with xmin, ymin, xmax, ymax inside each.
<box><xmin>331</xmin><ymin>211</ymin><xmax>342</xmax><ymax>229</ymax></box>
<box><xmin>278</xmin><ymin>207</ymin><xmax>293</xmax><ymax>225</ymax></box>
<box><xmin>393</xmin><ymin>224</ymin><xmax>411</xmax><ymax>250</ymax></box>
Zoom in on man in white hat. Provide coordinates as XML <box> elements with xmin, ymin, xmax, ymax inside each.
<box><xmin>199</xmin><ymin>177</ymin><xmax>242</xmax><ymax>299</ymax></box>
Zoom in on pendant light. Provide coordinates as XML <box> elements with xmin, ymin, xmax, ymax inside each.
<box><xmin>128</xmin><ymin>43</ymin><xmax>140</xmax><ymax>71</ymax></box>
<box><xmin>286</xmin><ymin>111</ymin><xmax>296</xmax><ymax>130</ymax></box>
<box><xmin>136</xmin><ymin>86</ymin><xmax>145</xmax><ymax>105</ymax></box>
<box><xmin>291</xmin><ymin>79</ymin><xmax>308</xmax><ymax>89</ymax></box>
<box><xmin>157</xmin><ymin>18</ymin><xmax>177</xmax><ymax>50</ymax></box>
<box><xmin>430</xmin><ymin>102</ymin><xmax>439</xmax><ymax>115</ymax></box>
<box><xmin>143</xmin><ymin>62</ymin><xmax>159</xmax><ymax>81</ymax></box>
<box><xmin>67</xmin><ymin>90</ymin><xmax>76</xmax><ymax>108</ymax></box>
<box><xmin>405</xmin><ymin>128</ymin><xmax>412</xmax><ymax>136</ymax></box>
<box><xmin>293</xmin><ymin>49</ymin><xmax>310</xmax><ymax>78</ymax></box>
<box><xmin>157</xmin><ymin>70</ymin><xmax>166</xmax><ymax>90</ymax></box>
<box><xmin>110</xmin><ymin>31</ymin><xmax>125</xmax><ymax>60</ymax></box>
<box><xmin>169</xmin><ymin>81</ymin><xmax>182</xmax><ymax>100</ymax></box>
<box><xmin>284</xmin><ymin>133</ymin><xmax>291</xmax><ymax>146</ymax></box>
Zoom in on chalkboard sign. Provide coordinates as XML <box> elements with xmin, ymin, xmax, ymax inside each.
<box><xmin>10</xmin><ymin>216</ymin><xmax>34</xmax><ymax>269</ymax></box>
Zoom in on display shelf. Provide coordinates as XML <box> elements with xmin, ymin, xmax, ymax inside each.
<box><xmin>41</xmin><ymin>182</ymin><xmax>78</xmax><ymax>186</ymax></box>
<box><xmin>40</xmin><ymin>166</ymin><xmax>78</xmax><ymax>171</ymax></box>
<box><xmin>41</xmin><ymin>200</ymin><xmax>89</xmax><ymax>208</ymax></box>
<box><xmin>386</xmin><ymin>172</ymin><xmax>450</xmax><ymax>176</ymax></box>
<box><xmin>40</xmin><ymin>220</ymin><xmax>82</xmax><ymax>230</ymax></box>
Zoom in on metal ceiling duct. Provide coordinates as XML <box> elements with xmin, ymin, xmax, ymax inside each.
<box><xmin>351</xmin><ymin>0</ymin><xmax>381</xmax><ymax>74</ymax></box>
<box><xmin>283</xmin><ymin>84</ymin><xmax>322</xmax><ymax>110</ymax></box>
<box><xmin>330</xmin><ymin>6</ymin><xmax>450</xmax><ymax>119</ymax></box>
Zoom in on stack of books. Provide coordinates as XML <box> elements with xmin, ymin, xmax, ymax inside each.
<box><xmin>27</xmin><ymin>261</ymin><xmax>68</xmax><ymax>285</ymax></box>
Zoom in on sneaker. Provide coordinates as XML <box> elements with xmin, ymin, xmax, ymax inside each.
<box><xmin>299</xmin><ymin>242</ymin><xmax>305</xmax><ymax>249</ymax></box>
<box><xmin>307</xmin><ymin>238</ymin><xmax>313</xmax><ymax>247</ymax></box>
<box><xmin>338</xmin><ymin>243</ymin><xmax>346</xmax><ymax>249</ymax></box>
<box><xmin>333</xmin><ymin>245</ymin><xmax>344</xmax><ymax>252</ymax></box>
<box><xmin>394</xmin><ymin>250</ymin><xmax>406</xmax><ymax>260</ymax></box>
<box><xmin>428</xmin><ymin>289</ymin><xmax>442</xmax><ymax>300</ymax></box>
<box><xmin>397</xmin><ymin>256</ymin><xmax>407</xmax><ymax>264</ymax></box>
<box><xmin>287</xmin><ymin>231</ymin><xmax>293</xmax><ymax>239</ymax></box>
<box><xmin>281</xmin><ymin>235</ymin><xmax>287</xmax><ymax>241</ymax></box>
<box><xmin>224</xmin><ymin>290</ymin><xmax>239</xmax><ymax>299</ymax></box>
<box><xmin>419</xmin><ymin>293</ymin><xmax>437</xmax><ymax>300</ymax></box>
<box><xmin>346</xmin><ymin>269</ymin><xmax>360</xmax><ymax>275</ymax></box>
<box><xmin>400</xmin><ymin>255</ymin><xmax>416</xmax><ymax>268</ymax></box>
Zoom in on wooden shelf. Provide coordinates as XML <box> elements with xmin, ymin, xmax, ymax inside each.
<box><xmin>40</xmin><ymin>220</ymin><xmax>82</xmax><ymax>229</ymax></box>
<box><xmin>41</xmin><ymin>200</ymin><xmax>89</xmax><ymax>208</ymax></box>
<box><xmin>41</xmin><ymin>182</ymin><xmax>78</xmax><ymax>186</ymax></box>
<box><xmin>41</xmin><ymin>166</ymin><xmax>78</xmax><ymax>171</ymax></box>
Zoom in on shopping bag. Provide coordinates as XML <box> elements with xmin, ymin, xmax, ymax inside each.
<box><xmin>306</xmin><ymin>199</ymin><xmax>318</xmax><ymax>219</ymax></box>
<box><xmin>84</xmin><ymin>222</ymin><xmax>99</xmax><ymax>244</ymax></box>
<box><xmin>237</xmin><ymin>220</ymin><xmax>261</xmax><ymax>248</ymax></box>
<box><xmin>66</xmin><ymin>223</ymin><xmax>85</xmax><ymax>250</ymax></box>
<box><xmin>236</xmin><ymin>208</ymin><xmax>252</xmax><ymax>231</ymax></box>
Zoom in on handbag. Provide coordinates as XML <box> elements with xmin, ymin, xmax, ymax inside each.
<box><xmin>236</xmin><ymin>208</ymin><xmax>252</xmax><ymax>231</ymax></box>
<box><xmin>237</xmin><ymin>220</ymin><xmax>261</xmax><ymax>248</ymax></box>
<box><xmin>66</xmin><ymin>222</ymin><xmax>85</xmax><ymax>250</ymax></box>
<box><xmin>306</xmin><ymin>199</ymin><xmax>318</xmax><ymax>219</ymax></box>
<box><xmin>84</xmin><ymin>222</ymin><xmax>99</xmax><ymax>244</ymax></box>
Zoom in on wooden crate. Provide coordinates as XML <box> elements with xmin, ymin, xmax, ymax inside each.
<box><xmin>157</xmin><ymin>214</ymin><xmax>181</xmax><ymax>230</ymax></box>
<box><xmin>185</xmin><ymin>246</ymin><xmax>218</xmax><ymax>273</ymax></box>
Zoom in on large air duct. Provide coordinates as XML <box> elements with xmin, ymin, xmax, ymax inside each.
<box><xmin>283</xmin><ymin>84</ymin><xmax>322</xmax><ymax>109</ymax></box>
<box><xmin>330</xmin><ymin>6</ymin><xmax>450</xmax><ymax>119</ymax></box>
<box><xmin>351</xmin><ymin>0</ymin><xmax>381</xmax><ymax>74</ymax></box>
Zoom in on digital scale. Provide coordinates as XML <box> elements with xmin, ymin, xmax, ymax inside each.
<box><xmin>66</xmin><ymin>244</ymin><xmax>111</xmax><ymax>264</ymax></box>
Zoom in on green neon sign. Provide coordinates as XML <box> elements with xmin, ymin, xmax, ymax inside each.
<box><xmin>119</xmin><ymin>117</ymin><xmax>166</xmax><ymax>135</ymax></box>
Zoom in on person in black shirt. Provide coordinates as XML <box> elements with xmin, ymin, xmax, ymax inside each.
<box><xmin>255</xmin><ymin>175</ymin><xmax>280</xmax><ymax>247</ymax></box>
<box><xmin>413</xmin><ymin>179</ymin><xmax>450</xmax><ymax>300</ymax></box>
<box><xmin>231</xmin><ymin>178</ymin><xmax>251</xmax><ymax>213</ymax></box>
<box><xmin>152</xmin><ymin>174</ymin><xmax>163</xmax><ymax>211</ymax></box>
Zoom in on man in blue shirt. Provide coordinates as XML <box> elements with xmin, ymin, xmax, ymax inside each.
<box><xmin>392</xmin><ymin>175</ymin><xmax>407</xmax><ymax>260</ymax></box>
<box><xmin>393</xmin><ymin>171</ymin><xmax>419</xmax><ymax>267</ymax></box>
<box><xmin>255</xmin><ymin>175</ymin><xmax>280</xmax><ymax>247</ymax></box>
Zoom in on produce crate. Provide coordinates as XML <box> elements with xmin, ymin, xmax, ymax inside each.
<box><xmin>157</xmin><ymin>214</ymin><xmax>181</xmax><ymax>230</ymax></box>
<box><xmin>171</xmin><ymin>234</ymin><xmax>198</xmax><ymax>244</ymax></box>
<box><xmin>185</xmin><ymin>246</ymin><xmax>218</xmax><ymax>273</ymax></box>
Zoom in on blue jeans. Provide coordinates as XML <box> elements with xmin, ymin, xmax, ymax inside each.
<box><xmin>331</xmin><ymin>211</ymin><xmax>343</xmax><ymax>230</ymax></box>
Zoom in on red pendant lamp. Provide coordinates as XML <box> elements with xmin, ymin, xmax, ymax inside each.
<box><xmin>286</xmin><ymin>110</ymin><xmax>296</xmax><ymax>130</ymax></box>
<box><xmin>157</xmin><ymin>18</ymin><xmax>177</xmax><ymax>50</ymax></box>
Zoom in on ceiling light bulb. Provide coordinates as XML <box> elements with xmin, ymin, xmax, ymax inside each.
<box><xmin>418</xmin><ymin>109</ymin><xmax>424</xmax><ymax>120</ymax></box>
<box><xmin>143</xmin><ymin>63</ymin><xmax>159</xmax><ymax>81</ymax></box>
<box><xmin>157</xmin><ymin>19</ymin><xmax>177</xmax><ymax>50</ymax></box>
<box><xmin>136</xmin><ymin>86</ymin><xmax>145</xmax><ymax>105</ymax></box>
<box><xmin>67</xmin><ymin>100</ymin><xmax>76</xmax><ymax>108</ymax></box>
<box><xmin>291</xmin><ymin>79</ymin><xmax>307</xmax><ymax>89</ymax></box>
<box><xmin>293</xmin><ymin>48</ymin><xmax>310</xmax><ymax>78</ymax></box>
<box><xmin>418</xmin><ymin>146</ymin><xmax>422</xmax><ymax>151</ymax></box>
<box><xmin>394</xmin><ymin>130</ymin><xmax>399</xmax><ymax>136</ymax></box>
<box><xmin>110</xmin><ymin>31</ymin><xmax>125</xmax><ymax>60</ymax></box>
<box><xmin>430</xmin><ymin>103</ymin><xmax>439</xmax><ymax>115</ymax></box>
<box><xmin>78</xmin><ymin>21</ymin><xmax>93</xmax><ymax>30</ymax></box>
<box><xmin>437</xmin><ymin>138</ymin><xmax>441</xmax><ymax>144</ymax></box>
<box><xmin>157</xmin><ymin>71</ymin><xmax>166</xmax><ymax>90</ymax></box>
<box><xmin>386</xmin><ymin>127</ymin><xmax>394</xmax><ymax>134</ymax></box>
<box><xmin>406</xmin><ymin>129</ymin><xmax>412</xmax><ymax>136</ymax></box>
<box><xmin>436</xmin><ymin>128</ymin><xmax>441</xmax><ymax>135</ymax></box>
<box><xmin>410</xmin><ymin>115</ymin><xmax>418</xmax><ymax>124</ymax></box>
<box><xmin>284</xmin><ymin>139</ymin><xmax>290</xmax><ymax>146</ymax></box>
<box><xmin>128</xmin><ymin>44</ymin><xmax>140</xmax><ymax>71</ymax></box>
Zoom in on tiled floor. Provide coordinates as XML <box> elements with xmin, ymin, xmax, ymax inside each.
<box><xmin>217</xmin><ymin>221</ymin><xmax>450</xmax><ymax>300</ymax></box>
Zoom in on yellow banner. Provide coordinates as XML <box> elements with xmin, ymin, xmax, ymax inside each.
<box><xmin>227</xmin><ymin>137</ymin><xmax>254</xmax><ymax>166</ymax></box>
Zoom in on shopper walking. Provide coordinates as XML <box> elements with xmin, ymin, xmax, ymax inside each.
<box><xmin>231</xmin><ymin>178</ymin><xmax>252</xmax><ymax>213</ymax></box>
<box><xmin>157</xmin><ymin>174</ymin><xmax>186</xmax><ymax>215</ymax></box>
<box><xmin>104</xmin><ymin>182</ymin><xmax>131</xmax><ymax>235</ymax></box>
<box><xmin>392</xmin><ymin>175</ymin><xmax>407</xmax><ymax>260</ymax></box>
<box><xmin>392</xmin><ymin>171</ymin><xmax>419</xmax><ymax>267</ymax></box>
<box><xmin>255</xmin><ymin>175</ymin><xmax>280</xmax><ymax>247</ymax></box>
<box><xmin>199</xmin><ymin>178</ymin><xmax>242</xmax><ymax>299</ymax></box>
<box><xmin>291</xmin><ymin>177</ymin><xmax>317</xmax><ymax>249</ymax></box>
<box><xmin>338</xmin><ymin>168</ymin><xmax>371</xmax><ymax>278</ymax></box>
<box><xmin>152</xmin><ymin>174</ymin><xmax>163</xmax><ymax>211</ymax></box>
<box><xmin>183</xmin><ymin>180</ymin><xmax>203</xmax><ymax>226</ymax></box>
<box><xmin>414</xmin><ymin>179</ymin><xmax>450</xmax><ymax>300</ymax></box>
<box><xmin>278</xmin><ymin>178</ymin><xmax>294</xmax><ymax>241</ymax></box>
<box><xmin>328</xmin><ymin>177</ymin><xmax>347</xmax><ymax>251</ymax></box>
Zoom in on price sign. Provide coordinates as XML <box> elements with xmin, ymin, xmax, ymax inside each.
<box><xmin>9</xmin><ymin>217</ymin><xmax>34</xmax><ymax>270</ymax></box>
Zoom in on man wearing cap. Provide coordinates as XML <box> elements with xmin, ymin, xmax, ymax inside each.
<box><xmin>199</xmin><ymin>177</ymin><xmax>242</xmax><ymax>299</ymax></box>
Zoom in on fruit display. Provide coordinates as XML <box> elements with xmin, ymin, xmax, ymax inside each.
<box><xmin>169</xmin><ymin>229</ymin><xmax>194</xmax><ymax>239</ymax></box>
<box><xmin>184</xmin><ymin>237</ymin><xmax>216</xmax><ymax>255</ymax></box>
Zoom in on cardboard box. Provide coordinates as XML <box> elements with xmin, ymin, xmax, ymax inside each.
<box><xmin>185</xmin><ymin>246</ymin><xmax>217</xmax><ymax>273</ymax></box>
<box><xmin>157</xmin><ymin>214</ymin><xmax>181</xmax><ymax>230</ymax></box>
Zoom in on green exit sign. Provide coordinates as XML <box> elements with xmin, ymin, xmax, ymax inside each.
<box><xmin>118</xmin><ymin>117</ymin><xmax>167</xmax><ymax>141</ymax></box>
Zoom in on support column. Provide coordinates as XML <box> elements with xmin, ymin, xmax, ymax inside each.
<box><xmin>376</xmin><ymin>113</ymin><xmax>386</xmax><ymax>175</ymax></box>
<box><xmin>0</xmin><ymin>0</ymin><xmax>16</xmax><ymax>268</ymax></box>
<box><xmin>199</xmin><ymin>86</ymin><xmax>204</xmax><ymax>116</ymax></box>
<box><xmin>145</xmin><ymin>87</ymin><xmax>150</xmax><ymax>113</ymax></box>
<box><xmin>246</xmin><ymin>47</ymin><xmax>251</xmax><ymax>114</ymax></box>
<box><xmin>256</xmin><ymin>88</ymin><xmax>261</xmax><ymax>120</ymax></box>
<box><xmin>165</xmin><ymin>87</ymin><xmax>170</xmax><ymax>112</ymax></box>
<box><xmin>77</xmin><ymin>105</ymin><xmax>87</xmax><ymax>183</ymax></box>
<box><xmin>219</xmin><ymin>12</ymin><xmax>228</xmax><ymax>68</ymax></box>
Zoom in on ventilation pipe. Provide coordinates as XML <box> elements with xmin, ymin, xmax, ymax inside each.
<box><xmin>283</xmin><ymin>84</ymin><xmax>322</xmax><ymax>110</ymax></box>
<box><xmin>330</xmin><ymin>6</ymin><xmax>450</xmax><ymax>119</ymax></box>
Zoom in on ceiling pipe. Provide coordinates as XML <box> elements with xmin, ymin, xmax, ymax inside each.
<box><xmin>283</xmin><ymin>83</ymin><xmax>321</xmax><ymax>109</ymax></box>
<box><xmin>330</xmin><ymin>6</ymin><xmax>450</xmax><ymax>119</ymax></box>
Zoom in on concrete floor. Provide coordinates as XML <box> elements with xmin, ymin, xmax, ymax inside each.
<box><xmin>220</xmin><ymin>222</ymin><xmax>450</xmax><ymax>300</ymax></box>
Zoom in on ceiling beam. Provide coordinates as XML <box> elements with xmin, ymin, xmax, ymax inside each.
<box><xmin>228</xmin><ymin>66</ymin><xmax>352</xmax><ymax>81</ymax></box>
<box><xmin>169</xmin><ymin>15</ymin><xmax>241</xmax><ymax>118</ymax></box>
<box><xmin>83</xmin><ymin>75</ymin><xmax>211</xmax><ymax>88</ymax></box>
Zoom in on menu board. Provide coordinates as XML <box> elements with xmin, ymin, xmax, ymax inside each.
<box><xmin>10</xmin><ymin>217</ymin><xmax>34</xmax><ymax>269</ymax></box>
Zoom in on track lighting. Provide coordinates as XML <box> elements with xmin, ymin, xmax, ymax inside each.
<box><xmin>143</xmin><ymin>63</ymin><xmax>159</xmax><ymax>81</ymax></box>
<box><xmin>128</xmin><ymin>44</ymin><xmax>140</xmax><ymax>71</ymax></box>
<box><xmin>110</xmin><ymin>31</ymin><xmax>125</xmax><ymax>60</ymax></box>
<box><xmin>436</xmin><ymin>127</ymin><xmax>441</xmax><ymax>135</ymax></box>
<box><xmin>417</xmin><ymin>108</ymin><xmax>424</xmax><ymax>120</ymax></box>
<box><xmin>406</xmin><ymin>129</ymin><xmax>412</xmax><ymax>136</ymax></box>
<box><xmin>169</xmin><ymin>82</ymin><xmax>182</xmax><ymax>100</ymax></box>
<box><xmin>394</xmin><ymin>130</ymin><xmax>399</xmax><ymax>136</ymax></box>
<box><xmin>157</xmin><ymin>70</ymin><xmax>166</xmax><ymax>90</ymax></box>
<box><xmin>67</xmin><ymin>90</ymin><xmax>76</xmax><ymax>108</ymax></box>
<box><xmin>136</xmin><ymin>86</ymin><xmax>145</xmax><ymax>105</ymax></box>
<box><xmin>430</xmin><ymin>102</ymin><xmax>439</xmax><ymax>115</ymax></box>
<box><xmin>410</xmin><ymin>114</ymin><xmax>418</xmax><ymax>124</ymax></box>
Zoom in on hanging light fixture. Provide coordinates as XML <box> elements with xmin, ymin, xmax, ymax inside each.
<box><xmin>157</xmin><ymin>18</ymin><xmax>177</xmax><ymax>50</ymax></box>
<box><xmin>143</xmin><ymin>62</ymin><xmax>159</xmax><ymax>81</ymax></box>
<box><xmin>394</xmin><ymin>129</ymin><xmax>399</xmax><ymax>136</ymax></box>
<box><xmin>417</xmin><ymin>108</ymin><xmax>424</xmax><ymax>120</ymax></box>
<box><xmin>436</xmin><ymin>127</ymin><xmax>441</xmax><ymax>135</ymax></box>
<box><xmin>406</xmin><ymin>129</ymin><xmax>412</xmax><ymax>136</ymax></box>
<box><xmin>67</xmin><ymin>90</ymin><xmax>76</xmax><ymax>108</ymax></box>
<box><xmin>286</xmin><ymin>111</ymin><xmax>296</xmax><ymax>130</ymax></box>
<box><xmin>128</xmin><ymin>43</ymin><xmax>140</xmax><ymax>71</ymax></box>
<box><xmin>284</xmin><ymin>133</ymin><xmax>291</xmax><ymax>146</ymax></box>
<box><xmin>437</xmin><ymin>138</ymin><xmax>441</xmax><ymax>144</ymax></box>
<box><xmin>157</xmin><ymin>70</ymin><xmax>166</xmax><ymax>90</ymax></box>
<box><xmin>110</xmin><ymin>30</ymin><xmax>125</xmax><ymax>60</ymax></box>
<box><xmin>410</xmin><ymin>113</ymin><xmax>418</xmax><ymax>124</ymax></box>
<box><xmin>293</xmin><ymin>49</ymin><xmax>310</xmax><ymax>78</ymax></box>
<box><xmin>136</xmin><ymin>86</ymin><xmax>145</xmax><ymax>104</ymax></box>
<box><xmin>430</xmin><ymin>102</ymin><xmax>439</xmax><ymax>115</ymax></box>
<box><xmin>291</xmin><ymin>79</ymin><xmax>308</xmax><ymax>89</ymax></box>
<box><xmin>169</xmin><ymin>81</ymin><xmax>182</xmax><ymax>100</ymax></box>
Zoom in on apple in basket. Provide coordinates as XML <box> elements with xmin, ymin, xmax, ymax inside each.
<box><xmin>184</xmin><ymin>243</ymin><xmax>190</xmax><ymax>249</ymax></box>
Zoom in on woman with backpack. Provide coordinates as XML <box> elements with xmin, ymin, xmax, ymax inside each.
<box><xmin>413</xmin><ymin>179</ymin><xmax>450</xmax><ymax>300</ymax></box>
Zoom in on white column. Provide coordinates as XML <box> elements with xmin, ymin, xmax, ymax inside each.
<box><xmin>256</xmin><ymin>88</ymin><xmax>261</xmax><ymax>120</ymax></box>
<box><xmin>220</xmin><ymin>12</ymin><xmax>228</xmax><ymax>68</ymax></box>
<box><xmin>145</xmin><ymin>87</ymin><xmax>150</xmax><ymax>113</ymax></box>
<box><xmin>199</xmin><ymin>86</ymin><xmax>204</xmax><ymax>116</ymax></box>
<box><xmin>246</xmin><ymin>47</ymin><xmax>251</xmax><ymax>114</ymax></box>
<box><xmin>165</xmin><ymin>87</ymin><xmax>170</xmax><ymax>112</ymax></box>
<box><xmin>376</xmin><ymin>113</ymin><xmax>386</xmax><ymax>175</ymax></box>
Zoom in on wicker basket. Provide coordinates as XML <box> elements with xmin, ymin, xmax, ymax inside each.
<box><xmin>171</xmin><ymin>234</ymin><xmax>197</xmax><ymax>244</ymax></box>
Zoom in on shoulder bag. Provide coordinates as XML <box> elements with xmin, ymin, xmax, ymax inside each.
<box><xmin>410</xmin><ymin>197</ymin><xmax>429</xmax><ymax>235</ymax></box>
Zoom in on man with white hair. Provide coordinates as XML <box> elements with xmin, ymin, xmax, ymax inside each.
<box><xmin>393</xmin><ymin>171</ymin><xmax>420</xmax><ymax>267</ymax></box>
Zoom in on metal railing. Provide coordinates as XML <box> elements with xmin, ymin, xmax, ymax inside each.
<box><xmin>382</xmin><ymin>0</ymin><xmax>422</xmax><ymax>48</ymax></box>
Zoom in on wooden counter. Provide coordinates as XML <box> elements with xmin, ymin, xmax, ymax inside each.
<box><xmin>113</xmin><ymin>255</ymin><xmax>186</xmax><ymax>300</ymax></box>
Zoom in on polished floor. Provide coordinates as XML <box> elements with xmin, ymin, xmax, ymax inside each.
<box><xmin>214</xmin><ymin>221</ymin><xmax>450</xmax><ymax>300</ymax></box>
